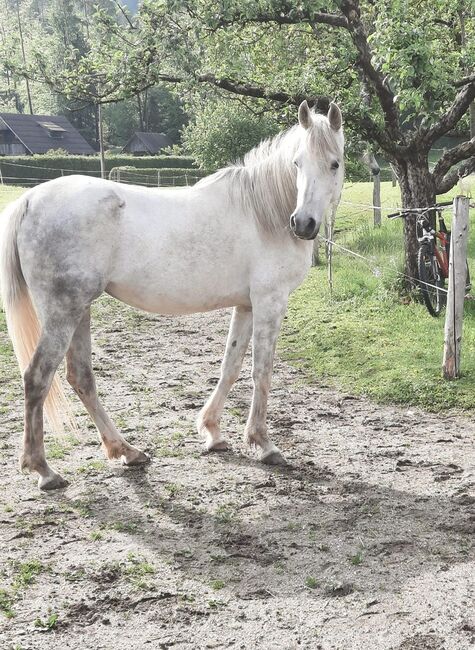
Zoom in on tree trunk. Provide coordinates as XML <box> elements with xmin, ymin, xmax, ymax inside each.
<box><xmin>137</xmin><ymin>93</ymin><xmax>145</xmax><ymax>131</ymax></box>
<box><xmin>16</xmin><ymin>0</ymin><xmax>33</xmax><ymax>114</ymax></box>
<box><xmin>396</xmin><ymin>159</ymin><xmax>436</xmax><ymax>289</ymax></box>
<box><xmin>143</xmin><ymin>89</ymin><xmax>149</xmax><ymax>131</ymax></box>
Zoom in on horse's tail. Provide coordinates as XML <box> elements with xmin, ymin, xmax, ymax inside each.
<box><xmin>0</xmin><ymin>194</ymin><xmax>76</xmax><ymax>434</ymax></box>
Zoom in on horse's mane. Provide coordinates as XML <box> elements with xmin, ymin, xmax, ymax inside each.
<box><xmin>195</xmin><ymin>113</ymin><xmax>342</xmax><ymax>234</ymax></box>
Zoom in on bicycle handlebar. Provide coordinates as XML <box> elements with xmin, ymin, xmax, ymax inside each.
<box><xmin>387</xmin><ymin>200</ymin><xmax>453</xmax><ymax>220</ymax></box>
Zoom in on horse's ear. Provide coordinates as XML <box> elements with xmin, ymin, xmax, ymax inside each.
<box><xmin>298</xmin><ymin>100</ymin><xmax>312</xmax><ymax>130</ymax></box>
<box><xmin>328</xmin><ymin>102</ymin><xmax>342</xmax><ymax>131</ymax></box>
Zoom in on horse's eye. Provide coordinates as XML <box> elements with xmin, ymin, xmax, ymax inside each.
<box><xmin>293</xmin><ymin>160</ymin><xmax>299</xmax><ymax>168</ymax></box>
<box><xmin>331</xmin><ymin>161</ymin><xmax>340</xmax><ymax>171</ymax></box>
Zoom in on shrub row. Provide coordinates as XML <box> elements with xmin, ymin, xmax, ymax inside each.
<box><xmin>0</xmin><ymin>152</ymin><xmax>393</xmax><ymax>187</ymax></box>
<box><xmin>0</xmin><ymin>154</ymin><xmax>198</xmax><ymax>185</ymax></box>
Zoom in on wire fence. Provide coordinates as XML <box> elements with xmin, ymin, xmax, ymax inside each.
<box><xmin>318</xmin><ymin>234</ymin><xmax>471</xmax><ymax>298</ymax></box>
<box><xmin>0</xmin><ymin>172</ymin><xmax>204</xmax><ymax>188</ymax></box>
<box><xmin>1</xmin><ymin>168</ymin><xmax>473</xmax><ymax>210</ymax></box>
<box><xmin>0</xmin><ymin>158</ymin><xmax>205</xmax><ymax>188</ymax></box>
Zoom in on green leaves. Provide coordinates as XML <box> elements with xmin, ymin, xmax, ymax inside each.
<box><xmin>182</xmin><ymin>99</ymin><xmax>279</xmax><ymax>168</ymax></box>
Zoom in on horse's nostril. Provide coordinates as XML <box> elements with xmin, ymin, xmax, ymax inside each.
<box><xmin>307</xmin><ymin>217</ymin><xmax>316</xmax><ymax>231</ymax></box>
<box><xmin>290</xmin><ymin>214</ymin><xmax>296</xmax><ymax>230</ymax></box>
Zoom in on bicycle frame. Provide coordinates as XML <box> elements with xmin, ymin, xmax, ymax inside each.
<box><xmin>387</xmin><ymin>201</ymin><xmax>471</xmax><ymax>316</ymax></box>
<box><xmin>417</xmin><ymin>213</ymin><xmax>449</xmax><ymax>279</ymax></box>
<box><xmin>434</xmin><ymin>231</ymin><xmax>449</xmax><ymax>278</ymax></box>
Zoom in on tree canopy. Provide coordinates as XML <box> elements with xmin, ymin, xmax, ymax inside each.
<box><xmin>1</xmin><ymin>0</ymin><xmax>474</xmax><ymax>277</ymax></box>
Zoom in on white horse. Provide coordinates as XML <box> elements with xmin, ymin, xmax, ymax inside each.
<box><xmin>0</xmin><ymin>100</ymin><xmax>344</xmax><ymax>490</ymax></box>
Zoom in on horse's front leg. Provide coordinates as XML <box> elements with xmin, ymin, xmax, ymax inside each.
<box><xmin>245</xmin><ymin>294</ymin><xmax>288</xmax><ymax>465</ymax></box>
<box><xmin>198</xmin><ymin>306</ymin><xmax>253</xmax><ymax>451</ymax></box>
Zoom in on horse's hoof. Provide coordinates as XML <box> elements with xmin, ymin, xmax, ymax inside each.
<box><xmin>38</xmin><ymin>473</ymin><xmax>69</xmax><ymax>491</ymax></box>
<box><xmin>205</xmin><ymin>439</ymin><xmax>229</xmax><ymax>452</ymax></box>
<box><xmin>261</xmin><ymin>450</ymin><xmax>287</xmax><ymax>466</ymax></box>
<box><xmin>122</xmin><ymin>449</ymin><xmax>151</xmax><ymax>466</ymax></box>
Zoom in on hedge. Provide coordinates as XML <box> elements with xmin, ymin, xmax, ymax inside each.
<box><xmin>109</xmin><ymin>166</ymin><xmax>212</xmax><ymax>187</ymax></box>
<box><xmin>0</xmin><ymin>152</ymin><xmax>393</xmax><ymax>187</ymax></box>
<box><xmin>0</xmin><ymin>154</ymin><xmax>198</xmax><ymax>185</ymax></box>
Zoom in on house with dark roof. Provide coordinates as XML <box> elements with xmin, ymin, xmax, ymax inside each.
<box><xmin>121</xmin><ymin>131</ymin><xmax>173</xmax><ymax>155</ymax></box>
<box><xmin>0</xmin><ymin>113</ymin><xmax>94</xmax><ymax>155</ymax></box>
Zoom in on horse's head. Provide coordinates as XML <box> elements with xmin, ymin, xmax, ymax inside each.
<box><xmin>290</xmin><ymin>101</ymin><xmax>344</xmax><ymax>240</ymax></box>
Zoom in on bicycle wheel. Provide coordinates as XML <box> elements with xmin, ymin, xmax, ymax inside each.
<box><xmin>417</xmin><ymin>244</ymin><xmax>445</xmax><ymax>316</ymax></box>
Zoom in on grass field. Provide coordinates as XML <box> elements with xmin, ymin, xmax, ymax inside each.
<box><xmin>0</xmin><ymin>185</ymin><xmax>25</xmax><ymax>211</ymax></box>
<box><xmin>1</xmin><ymin>180</ymin><xmax>474</xmax><ymax>412</ymax></box>
<box><xmin>283</xmin><ymin>179</ymin><xmax>475</xmax><ymax>412</ymax></box>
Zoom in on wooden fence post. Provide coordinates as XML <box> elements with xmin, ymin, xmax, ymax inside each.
<box><xmin>442</xmin><ymin>196</ymin><xmax>470</xmax><ymax>379</ymax></box>
<box><xmin>362</xmin><ymin>151</ymin><xmax>381</xmax><ymax>227</ymax></box>
<box><xmin>312</xmin><ymin>237</ymin><xmax>320</xmax><ymax>266</ymax></box>
<box><xmin>372</xmin><ymin>170</ymin><xmax>381</xmax><ymax>227</ymax></box>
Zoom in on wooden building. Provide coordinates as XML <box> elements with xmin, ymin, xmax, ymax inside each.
<box><xmin>0</xmin><ymin>113</ymin><xmax>94</xmax><ymax>156</ymax></box>
<box><xmin>121</xmin><ymin>131</ymin><xmax>173</xmax><ymax>156</ymax></box>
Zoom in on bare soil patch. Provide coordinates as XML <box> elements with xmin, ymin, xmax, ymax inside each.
<box><xmin>1</xmin><ymin>297</ymin><xmax>474</xmax><ymax>649</ymax></box>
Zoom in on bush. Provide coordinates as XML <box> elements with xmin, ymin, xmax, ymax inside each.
<box><xmin>345</xmin><ymin>158</ymin><xmax>370</xmax><ymax>182</ymax></box>
<box><xmin>182</xmin><ymin>101</ymin><xmax>279</xmax><ymax>169</ymax></box>
<box><xmin>0</xmin><ymin>155</ymin><xmax>198</xmax><ymax>185</ymax></box>
<box><xmin>345</xmin><ymin>157</ymin><xmax>394</xmax><ymax>183</ymax></box>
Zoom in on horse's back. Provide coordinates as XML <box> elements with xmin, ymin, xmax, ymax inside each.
<box><xmin>13</xmin><ymin>174</ymin><xmax>310</xmax><ymax>317</ymax></box>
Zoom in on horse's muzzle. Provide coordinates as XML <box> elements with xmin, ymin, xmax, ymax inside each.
<box><xmin>290</xmin><ymin>214</ymin><xmax>320</xmax><ymax>240</ymax></box>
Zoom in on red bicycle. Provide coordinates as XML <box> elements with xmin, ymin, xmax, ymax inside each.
<box><xmin>388</xmin><ymin>201</ymin><xmax>471</xmax><ymax>317</ymax></box>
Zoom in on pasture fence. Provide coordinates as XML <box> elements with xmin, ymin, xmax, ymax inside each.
<box><xmin>0</xmin><ymin>155</ymin><xmax>198</xmax><ymax>186</ymax></box>
<box><xmin>319</xmin><ymin>197</ymin><xmax>473</xmax><ymax>380</ymax></box>
<box><xmin>108</xmin><ymin>166</ymin><xmax>210</xmax><ymax>187</ymax></box>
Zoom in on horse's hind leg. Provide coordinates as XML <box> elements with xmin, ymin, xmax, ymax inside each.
<box><xmin>21</xmin><ymin>315</ymin><xmax>83</xmax><ymax>490</ymax></box>
<box><xmin>66</xmin><ymin>309</ymin><xmax>149</xmax><ymax>466</ymax></box>
<box><xmin>197</xmin><ymin>306</ymin><xmax>253</xmax><ymax>451</ymax></box>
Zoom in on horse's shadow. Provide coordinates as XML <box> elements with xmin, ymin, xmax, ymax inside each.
<box><xmin>69</xmin><ymin>449</ymin><xmax>475</xmax><ymax>602</ymax></box>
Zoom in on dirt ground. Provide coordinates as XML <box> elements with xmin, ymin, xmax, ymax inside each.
<box><xmin>1</xmin><ymin>297</ymin><xmax>474</xmax><ymax>650</ymax></box>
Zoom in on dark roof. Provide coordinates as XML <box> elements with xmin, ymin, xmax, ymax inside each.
<box><xmin>0</xmin><ymin>113</ymin><xmax>94</xmax><ymax>155</ymax></box>
<box><xmin>122</xmin><ymin>131</ymin><xmax>173</xmax><ymax>154</ymax></box>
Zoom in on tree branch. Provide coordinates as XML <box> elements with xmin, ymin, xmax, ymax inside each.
<box><xmin>113</xmin><ymin>0</ymin><xmax>136</xmax><ymax>29</ymax></box>
<box><xmin>191</xmin><ymin>72</ymin><xmax>408</xmax><ymax>157</ymax></box>
<box><xmin>213</xmin><ymin>6</ymin><xmax>348</xmax><ymax>30</ymax></box>
<box><xmin>435</xmin><ymin>156</ymin><xmax>475</xmax><ymax>194</ymax></box>
<box><xmin>454</xmin><ymin>73</ymin><xmax>475</xmax><ymax>87</ymax></box>
<box><xmin>432</xmin><ymin>137</ymin><xmax>475</xmax><ymax>187</ymax></box>
<box><xmin>422</xmin><ymin>82</ymin><xmax>475</xmax><ymax>146</ymax></box>
<box><xmin>354</xmin><ymin>113</ymin><xmax>407</xmax><ymax>157</ymax></box>
<box><xmin>340</xmin><ymin>0</ymin><xmax>403</xmax><ymax>142</ymax></box>
<box><xmin>193</xmin><ymin>73</ymin><xmax>331</xmax><ymax>112</ymax></box>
